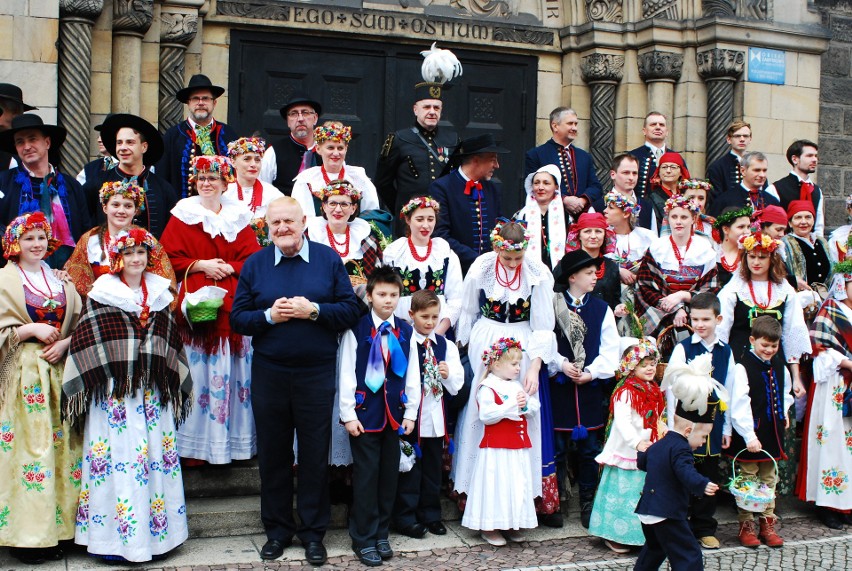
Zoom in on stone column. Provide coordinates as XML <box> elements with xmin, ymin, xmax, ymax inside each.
<box><xmin>581</xmin><ymin>53</ymin><xmax>625</xmax><ymax>193</ymax></box>
<box><xmin>58</xmin><ymin>0</ymin><xmax>104</xmax><ymax>174</ymax></box>
<box><xmin>112</xmin><ymin>0</ymin><xmax>154</xmax><ymax>115</ymax></box>
<box><xmin>159</xmin><ymin>2</ymin><xmax>203</xmax><ymax>133</ymax></box>
<box><xmin>697</xmin><ymin>48</ymin><xmax>745</xmax><ymax>167</ymax></box>
<box><xmin>637</xmin><ymin>51</ymin><xmax>683</xmax><ymax>117</ymax></box>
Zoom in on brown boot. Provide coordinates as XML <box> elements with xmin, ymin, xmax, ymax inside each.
<box><xmin>738</xmin><ymin>520</ymin><xmax>760</xmax><ymax>548</ymax></box>
<box><xmin>758</xmin><ymin>516</ymin><xmax>784</xmax><ymax>547</ymax></box>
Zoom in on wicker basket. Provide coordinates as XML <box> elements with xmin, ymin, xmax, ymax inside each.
<box><xmin>728</xmin><ymin>448</ymin><xmax>777</xmax><ymax>512</ymax></box>
<box><xmin>654</xmin><ymin>323</ymin><xmax>693</xmax><ymax>382</ymax></box>
<box><xmin>183</xmin><ymin>261</ymin><xmax>222</xmax><ymax>324</ymax></box>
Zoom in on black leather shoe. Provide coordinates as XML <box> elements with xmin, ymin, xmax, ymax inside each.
<box><xmin>397</xmin><ymin>522</ymin><xmax>427</xmax><ymax>538</ymax></box>
<box><xmin>375</xmin><ymin>539</ymin><xmax>393</xmax><ymax>560</ymax></box>
<box><xmin>817</xmin><ymin>507</ymin><xmax>845</xmax><ymax>530</ymax></box>
<box><xmin>9</xmin><ymin>548</ymin><xmax>46</xmax><ymax>565</ymax></box>
<box><xmin>537</xmin><ymin>512</ymin><xmax>564</xmax><ymax>528</ymax></box>
<box><xmin>353</xmin><ymin>546</ymin><xmax>383</xmax><ymax>566</ymax></box>
<box><xmin>260</xmin><ymin>538</ymin><xmax>290</xmax><ymax>560</ymax></box>
<box><xmin>425</xmin><ymin>521</ymin><xmax>447</xmax><ymax>535</ymax></box>
<box><xmin>304</xmin><ymin>541</ymin><xmax>327</xmax><ymax>566</ymax></box>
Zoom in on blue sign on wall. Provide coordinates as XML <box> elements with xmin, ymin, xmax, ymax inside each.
<box><xmin>748</xmin><ymin>47</ymin><xmax>786</xmax><ymax>85</ymax></box>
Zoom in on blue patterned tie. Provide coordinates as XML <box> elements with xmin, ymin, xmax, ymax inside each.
<box><xmin>365</xmin><ymin>321</ymin><xmax>408</xmax><ymax>393</ymax></box>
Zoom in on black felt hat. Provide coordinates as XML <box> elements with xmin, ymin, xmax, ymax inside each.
<box><xmin>175</xmin><ymin>74</ymin><xmax>225</xmax><ymax>104</ymax></box>
<box><xmin>0</xmin><ymin>113</ymin><xmax>66</xmax><ymax>154</ymax></box>
<box><xmin>0</xmin><ymin>83</ymin><xmax>37</xmax><ymax>111</ymax></box>
<box><xmin>676</xmin><ymin>395</ymin><xmax>721</xmax><ymax>424</ymax></box>
<box><xmin>99</xmin><ymin>113</ymin><xmax>164</xmax><ymax>166</ymax></box>
<box><xmin>93</xmin><ymin>113</ymin><xmax>115</xmax><ymax>132</ymax></box>
<box><xmin>552</xmin><ymin>249</ymin><xmax>603</xmax><ymax>292</ymax></box>
<box><xmin>442</xmin><ymin>133</ymin><xmax>509</xmax><ymax>175</ymax></box>
<box><xmin>278</xmin><ymin>91</ymin><xmax>323</xmax><ymax>120</ymax></box>
<box><xmin>414</xmin><ymin>82</ymin><xmax>449</xmax><ymax>103</ymax></box>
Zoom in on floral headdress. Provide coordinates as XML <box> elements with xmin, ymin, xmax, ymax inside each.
<box><xmin>2</xmin><ymin>212</ymin><xmax>59</xmax><ymax>261</ymax></box>
<box><xmin>482</xmin><ymin>337</ymin><xmax>523</xmax><ymax>367</ymax></box>
<box><xmin>829</xmin><ymin>260</ymin><xmax>852</xmax><ymax>301</ymax></box>
<box><xmin>677</xmin><ymin>179</ymin><xmax>712</xmax><ymax>194</ymax></box>
<box><xmin>227</xmin><ymin>137</ymin><xmax>266</xmax><ymax>158</ymax></box>
<box><xmin>664</xmin><ymin>195</ymin><xmax>701</xmax><ymax>215</ymax></box>
<box><xmin>490</xmin><ymin>217</ymin><xmax>530</xmax><ymax>252</ymax></box>
<box><xmin>617</xmin><ymin>339</ymin><xmax>659</xmax><ymax>380</ymax></box>
<box><xmin>99</xmin><ymin>180</ymin><xmax>146</xmax><ymax>210</ymax></box>
<box><xmin>314</xmin><ymin>123</ymin><xmax>352</xmax><ymax>145</ymax></box>
<box><xmin>712</xmin><ymin>205</ymin><xmax>752</xmax><ymax>230</ymax></box>
<box><xmin>400</xmin><ymin>196</ymin><xmax>441</xmax><ymax>219</ymax></box>
<box><xmin>604</xmin><ymin>190</ymin><xmax>641</xmax><ymax>216</ymax></box>
<box><xmin>190</xmin><ymin>155</ymin><xmax>235</xmax><ymax>184</ymax></box>
<box><xmin>108</xmin><ymin>227</ymin><xmax>157</xmax><ymax>274</ymax></box>
<box><xmin>320</xmin><ymin>179</ymin><xmax>362</xmax><ymax>202</ymax></box>
<box><xmin>739</xmin><ymin>230</ymin><xmax>780</xmax><ymax>253</ymax></box>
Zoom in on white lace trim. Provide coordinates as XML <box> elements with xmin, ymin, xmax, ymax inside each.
<box><xmin>170</xmin><ymin>194</ymin><xmax>253</xmax><ymax>241</ymax></box>
<box><xmin>647</xmin><ymin>233</ymin><xmax>716</xmax><ymax>272</ymax></box>
<box><xmin>88</xmin><ymin>273</ymin><xmax>173</xmax><ymax>314</ymax></box>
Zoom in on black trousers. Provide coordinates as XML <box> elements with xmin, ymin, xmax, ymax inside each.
<box><xmin>349</xmin><ymin>424</ymin><xmax>401</xmax><ymax>548</ymax></box>
<box><xmin>634</xmin><ymin>519</ymin><xmax>704</xmax><ymax>571</ymax></box>
<box><xmin>252</xmin><ymin>358</ymin><xmax>335</xmax><ymax>544</ymax></box>
<box><xmin>393</xmin><ymin>436</ymin><xmax>444</xmax><ymax>528</ymax></box>
<box><xmin>689</xmin><ymin>455</ymin><xmax>721</xmax><ymax>537</ymax></box>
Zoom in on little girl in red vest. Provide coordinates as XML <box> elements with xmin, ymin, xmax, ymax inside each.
<box><xmin>462</xmin><ymin>337</ymin><xmax>540</xmax><ymax>546</ymax></box>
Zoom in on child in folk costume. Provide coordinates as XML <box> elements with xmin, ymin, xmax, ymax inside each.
<box><xmin>548</xmin><ymin>249</ymin><xmax>620</xmax><ymax>529</ymax></box>
<box><xmin>723</xmin><ymin>316</ymin><xmax>792</xmax><ymax>548</ymax></box>
<box><xmin>393</xmin><ymin>290</ymin><xmax>464</xmax><ymax>538</ymax></box>
<box><xmin>63</xmin><ymin>228</ymin><xmax>192</xmax><ymax>562</ymax></box>
<box><xmin>588</xmin><ymin>340</ymin><xmax>666</xmax><ymax>553</ymax></box>
<box><xmin>462</xmin><ymin>338</ymin><xmax>540</xmax><ymax>546</ymax></box>
<box><xmin>635</xmin><ymin>357</ymin><xmax>728</xmax><ymax>571</ymax></box>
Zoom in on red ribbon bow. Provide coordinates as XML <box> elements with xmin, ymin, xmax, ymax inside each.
<box><xmin>464</xmin><ymin>180</ymin><xmax>483</xmax><ymax>198</ymax></box>
<box><xmin>799</xmin><ymin>181</ymin><xmax>814</xmax><ymax>201</ymax></box>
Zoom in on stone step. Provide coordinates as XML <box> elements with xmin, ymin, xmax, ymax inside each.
<box><xmin>182</xmin><ymin>459</ymin><xmax>261</xmax><ymax>498</ymax></box>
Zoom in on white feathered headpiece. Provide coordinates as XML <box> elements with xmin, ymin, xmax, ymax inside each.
<box><xmin>661</xmin><ymin>353</ymin><xmax>729</xmax><ymax>418</ymax></box>
<box><xmin>420</xmin><ymin>42</ymin><xmax>463</xmax><ymax>85</ymax></box>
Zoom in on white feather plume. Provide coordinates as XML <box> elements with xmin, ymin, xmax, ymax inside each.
<box><xmin>420</xmin><ymin>42</ymin><xmax>463</xmax><ymax>84</ymax></box>
<box><xmin>661</xmin><ymin>353</ymin><xmax>729</xmax><ymax>416</ymax></box>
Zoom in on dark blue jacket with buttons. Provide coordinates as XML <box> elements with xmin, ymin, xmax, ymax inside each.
<box><xmin>635</xmin><ymin>431</ymin><xmax>710</xmax><ymax>520</ymax></box>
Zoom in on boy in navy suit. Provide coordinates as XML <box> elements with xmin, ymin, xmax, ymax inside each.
<box><xmin>339</xmin><ymin>266</ymin><xmax>421</xmax><ymax>566</ymax></box>
<box><xmin>634</xmin><ymin>355</ymin><xmax>727</xmax><ymax>571</ymax></box>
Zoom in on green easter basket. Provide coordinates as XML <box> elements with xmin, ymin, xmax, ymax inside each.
<box><xmin>183</xmin><ymin>261</ymin><xmax>222</xmax><ymax>324</ymax></box>
<box><xmin>728</xmin><ymin>448</ymin><xmax>777</xmax><ymax>513</ymax></box>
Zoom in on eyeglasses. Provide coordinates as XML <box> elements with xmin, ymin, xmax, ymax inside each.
<box><xmin>287</xmin><ymin>110</ymin><xmax>317</xmax><ymax>118</ymax></box>
<box><xmin>326</xmin><ymin>201</ymin><xmax>353</xmax><ymax>210</ymax></box>
<box><xmin>189</xmin><ymin>96</ymin><xmax>214</xmax><ymax>104</ymax></box>
<box><xmin>659</xmin><ymin>165</ymin><xmax>681</xmax><ymax>171</ymax></box>
<box><xmin>196</xmin><ymin>175</ymin><xmax>221</xmax><ymax>184</ymax></box>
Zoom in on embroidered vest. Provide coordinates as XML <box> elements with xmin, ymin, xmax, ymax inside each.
<box><xmin>681</xmin><ymin>338</ymin><xmax>732</xmax><ymax>456</ymax></box>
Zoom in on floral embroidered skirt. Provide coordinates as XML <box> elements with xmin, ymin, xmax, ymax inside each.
<box><xmin>75</xmin><ymin>384</ymin><xmax>188</xmax><ymax>562</ymax></box>
<box><xmin>588</xmin><ymin>465</ymin><xmax>646</xmax><ymax>546</ymax></box>
<box><xmin>0</xmin><ymin>343</ymin><xmax>82</xmax><ymax>548</ymax></box>
<box><xmin>178</xmin><ymin>339</ymin><xmax>256</xmax><ymax>463</ymax></box>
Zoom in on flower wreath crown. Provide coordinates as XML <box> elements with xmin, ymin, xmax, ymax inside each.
<box><xmin>739</xmin><ymin>230</ymin><xmax>780</xmax><ymax>253</ymax></box>
<box><xmin>604</xmin><ymin>190</ymin><xmax>641</xmax><ymax>216</ymax></box>
<box><xmin>314</xmin><ymin>124</ymin><xmax>352</xmax><ymax>144</ymax></box>
<box><xmin>99</xmin><ymin>180</ymin><xmax>146</xmax><ymax>210</ymax></box>
<box><xmin>712</xmin><ymin>205</ymin><xmax>753</xmax><ymax>230</ymax></box>
<box><xmin>320</xmin><ymin>179</ymin><xmax>362</xmax><ymax>202</ymax></box>
<box><xmin>617</xmin><ymin>339</ymin><xmax>659</xmax><ymax>379</ymax></box>
<box><xmin>190</xmin><ymin>155</ymin><xmax>235</xmax><ymax>184</ymax></box>
<box><xmin>677</xmin><ymin>178</ymin><xmax>712</xmax><ymax>194</ymax></box>
<box><xmin>227</xmin><ymin>137</ymin><xmax>266</xmax><ymax>158</ymax></box>
<box><xmin>399</xmin><ymin>196</ymin><xmax>441</xmax><ymax>219</ymax></box>
<box><xmin>490</xmin><ymin>217</ymin><xmax>530</xmax><ymax>252</ymax></box>
<box><xmin>664</xmin><ymin>195</ymin><xmax>701</xmax><ymax>215</ymax></box>
<box><xmin>107</xmin><ymin>228</ymin><xmax>157</xmax><ymax>274</ymax></box>
<box><xmin>482</xmin><ymin>337</ymin><xmax>524</xmax><ymax>366</ymax></box>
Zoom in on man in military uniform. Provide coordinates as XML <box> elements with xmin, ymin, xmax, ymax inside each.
<box><xmin>375</xmin><ymin>82</ymin><xmax>460</xmax><ymax>237</ymax></box>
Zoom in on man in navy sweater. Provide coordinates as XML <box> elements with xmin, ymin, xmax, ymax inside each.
<box><xmin>231</xmin><ymin>197</ymin><xmax>362</xmax><ymax>565</ymax></box>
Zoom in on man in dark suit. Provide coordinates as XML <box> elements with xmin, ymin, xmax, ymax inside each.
<box><xmin>524</xmin><ymin>107</ymin><xmax>602</xmax><ymax>221</ymax></box>
<box><xmin>767</xmin><ymin>140</ymin><xmax>824</xmax><ymax>236</ymax></box>
<box><xmin>76</xmin><ymin>115</ymin><xmax>117</xmax><ymax>187</ymax></box>
<box><xmin>591</xmin><ymin>153</ymin><xmax>657</xmax><ymax>233</ymax></box>
<box><xmin>430</xmin><ymin>134</ymin><xmax>507</xmax><ymax>273</ymax></box>
<box><xmin>259</xmin><ymin>92</ymin><xmax>322</xmax><ymax>197</ymax></box>
<box><xmin>630</xmin><ymin>111</ymin><xmax>684</xmax><ymax>200</ymax></box>
<box><xmin>155</xmin><ymin>74</ymin><xmax>237</xmax><ymax>198</ymax></box>
<box><xmin>705</xmin><ymin>120</ymin><xmax>752</xmax><ymax>202</ymax></box>
<box><xmin>0</xmin><ymin>83</ymin><xmax>37</xmax><ymax>170</ymax></box>
<box><xmin>708</xmin><ymin>151</ymin><xmax>780</xmax><ymax>217</ymax></box>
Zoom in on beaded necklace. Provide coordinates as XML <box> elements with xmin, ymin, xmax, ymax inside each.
<box><xmin>407</xmin><ymin>237</ymin><xmax>432</xmax><ymax>262</ymax></box>
<box><xmin>18</xmin><ymin>264</ymin><xmax>61</xmax><ymax>310</ymax></box>
<box><xmin>326</xmin><ymin>224</ymin><xmax>350</xmax><ymax>257</ymax></box>
<box><xmin>494</xmin><ymin>258</ymin><xmax>521</xmax><ymax>291</ymax></box>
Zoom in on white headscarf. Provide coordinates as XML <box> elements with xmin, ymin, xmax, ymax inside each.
<box><xmin>519</xmin><ymin>164</ymin><xmax>565</xmax><ymax>270</ymax></box>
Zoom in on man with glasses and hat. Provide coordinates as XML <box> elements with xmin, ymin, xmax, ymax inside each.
<box><xmin>0</xmin><ymin>83</ymin><xmax>38</xmax><ymax>170</ymax></box>
<box><xmin>375</xmin><ymin>44</ymin><xmax>461</xmax><ymax>237</ymax></box>
<box><xmin>430</xmin><ymin>133</ymin><xmax>508</xmax><ymax>273</ymax></box>
<box><xmin>0</xmin><ymin>114</ymin><xmax>90</xmax><ymax>268</ymax></box>
<box><xmin>75</xmin><ymin>114</ymin><xmax>118</xmax><ymax>187</ymax></box>
<box><xmin>259</xmin><ymin>92</ymin><xmax>322</xmax><ymax>196</ymax></box>
<box><xmin>155</xmin><ymin>74</ymin><xmax>237</xmax><ymax>198</ymax></box>
<box><xmin>83</xmin><ymin>113</ymin><xmax>178</xmax><ymax>239</ymax></box>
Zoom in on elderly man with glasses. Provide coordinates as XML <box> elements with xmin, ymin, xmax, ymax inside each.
<box><xmin>259</xmin><ymin>92</ymin><xmax>322</xmax><ymax>197</ymax></box>
<box><xmin>155</xmin><ymin>74</ymin><xmax>238</xmax><ymax>198</ymax></box>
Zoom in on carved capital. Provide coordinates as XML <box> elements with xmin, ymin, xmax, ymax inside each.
<box><xmin>696</xmin><ymin>48</ymin><xmax>745</xmax><ymax>80</ymax></box>
<box><xmin>638</xmin><ymin>51</ymin><xmax>683</xmax><ymax>83</ymax></box>
<box><xmin>113</xmin><ymin>0</ymin><xmax>154</xmax><ymax>35</ymax></box>
<box><xmin>702</xmin><ymin>0</ymin><xmax>736</xmax><ymax>17</ymax></box>
<box><xmin>59</xmin><ymin>0</ymin><xmax>104</xmax><ymax>20</ymax></box>
<box><xmin>643</xmin><ymin>0</ymin><xmax>679</xmax><ymax>19</ymax></box>
<box><xmin>160</xmin><ymin>10</ymin><xmax>199</xmax><ymax>45</ymax></box>
<box><xmin>581</xmin><ymin>53</ymin><xmax>625</xmax><ymax>84</ymax></box>
<box><xmin>586</xmin><ymin>0</ymin><xmax>624</xmax><ymax>23</ymax></box>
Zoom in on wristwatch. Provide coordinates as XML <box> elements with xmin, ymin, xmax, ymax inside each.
<box><xmin>309</xmin><ymin>303</ymin><xmax>319</xmax><ymax>321</ymax></box>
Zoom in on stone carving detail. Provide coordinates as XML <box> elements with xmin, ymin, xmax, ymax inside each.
<box><xmin>113</xmin><ymin>0</ymin><xmax>154</xmax><ymax>34</ymax></box>
<box><xmin>702</xmin><ymin>0</ymin><xmax>736</xmax><ymax>17</ymax></box>
<box><xmin>637</xmin><ymin>51</ymin><xmax>683</xmax><ymax>83</ymax></box>
<box><xmin>696</xmin><ymin>48</ymin><xmax>745</xmax><ymax>79</ymax></box>
<box><xmin>159</xmin><ymin>45</ymin><xmax>186</xmax><ymax>133</ymax></box>
<box><xmin>492</xmin><ymin>27</ymin><xmax>554</xmax><ymax>45</ymax></box>
<box><xmin>586</xmin><ymin>0</ymin><xmax>623</xmax><ymax>23</ymax></box>
<box><xmin>642</xmin><ymin>0</ymin><xmax>678</xmax><ymax>19</ymax></box>
<box><xmin>217</xmin><ymin>1</ymin><xmax>291</xmax><ymax>20</ymax></box>
<box><xmin>161</xmin><ymin>11</ymin><xmax>199</xmax><ymax>45</ymax></box>
<box><xmin>59</xmin><ymin>0</ymin><xmax>104</xmax><ymax>19</ymax></box>
<box><xmin>581</xmin><ymin>53</ymin><xmax>625</xmax><ymax>83</ymax></box>
<box><xmin>703</xmin><ymin>0</ymin><xmax>769</xmax><ymax>20</ymax></box>
<box><xmin>448</xmin><ymin>0</ymin><xmax>520</xmax><ymax>18</ymax></box>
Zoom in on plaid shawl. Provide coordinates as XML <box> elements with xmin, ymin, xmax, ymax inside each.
<box><xmin>811</xmin><ymin>298</ymin><xmax>852</xmax><ymax>360</ymax></box>
<box><xmin>62</xmin><ymin>299</ymin><xmax>191</xmax><ymax>426</ymax></box>
<box><xmin>348</xmin><ymin>231</ymin><xmax>383</xmax><ymax>278</ymax></box>
<box><xmin>635</xmin><ymin>250</ymin><xmax>718</xmax><ymax>336</ymax></box>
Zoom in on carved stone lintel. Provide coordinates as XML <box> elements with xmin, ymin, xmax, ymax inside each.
<box><xmin>643</xmin><ymin>0</ymin><xmax>679</xmax><ymax>19</ymax></box>
<box><xmin>638</xmin><ymin>51</ymin><xmax>683</xmax><ymax>83</ymax></box>
<box><xmin>586</xmin><ymin>0</ymin><xmax>624</xmax><ymax>23</ymax></box>
<box><xmin>492</xmin><ymin>27</ymin><xmax>554</xmax><ymax>46</ymax></box>
<box><xmin>160</xmin><ymin>10</ymin><xmax>199</xmax><ymax>45</ymax></box>
<box><xmin>703</xmin><ymin>0</ymin><xmax>736</xmax><ymax>17</ymax></box>
<box><xmin>113</xmin><ymin>0</ymin><xmax>154</xmax><ymax>35</ymax></box>
<box><xmin>59</xmin><ymin>0</ymin><xmax>104</xmax><ymax>20</ymax></box>
<box><xmin>696</xmin><ymin>48</ymin><xmax>745</xmax><ymax>80</ymax></box>
<box><xmin>581</xmin><ymin>53</ymin><xmax>625</xmax><ymax>84</ymax></box>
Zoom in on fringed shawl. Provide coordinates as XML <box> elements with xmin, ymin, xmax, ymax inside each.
<box><xmin>605</xmin><ymin>376</ymin><xmax>666</xmax><ymax>442</ymax></box>
<box><xmin>62</xmin><ymin>298</ymin><xmax>192</xmax><ymax>427</ymax></box>
<box><xmin>811</xmin><ymin>298</ymin><xmax>852</xmax><ymax>360</ymax></box>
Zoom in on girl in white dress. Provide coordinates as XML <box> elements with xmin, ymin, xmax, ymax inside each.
<box><xmin>462</xmin><ymin>338</ymin><xmax>539</xmax><ymax>545</ymax></box>
<box><xmin>224</xmin><ymin>137</ymin><xmax>284</xmax><ymax>245</ymax></box>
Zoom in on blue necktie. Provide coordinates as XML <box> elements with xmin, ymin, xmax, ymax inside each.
<box><xmin>365</xmin><ymin>321</ymin><xmax>408</xmax><ymax>393</ymax></box>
